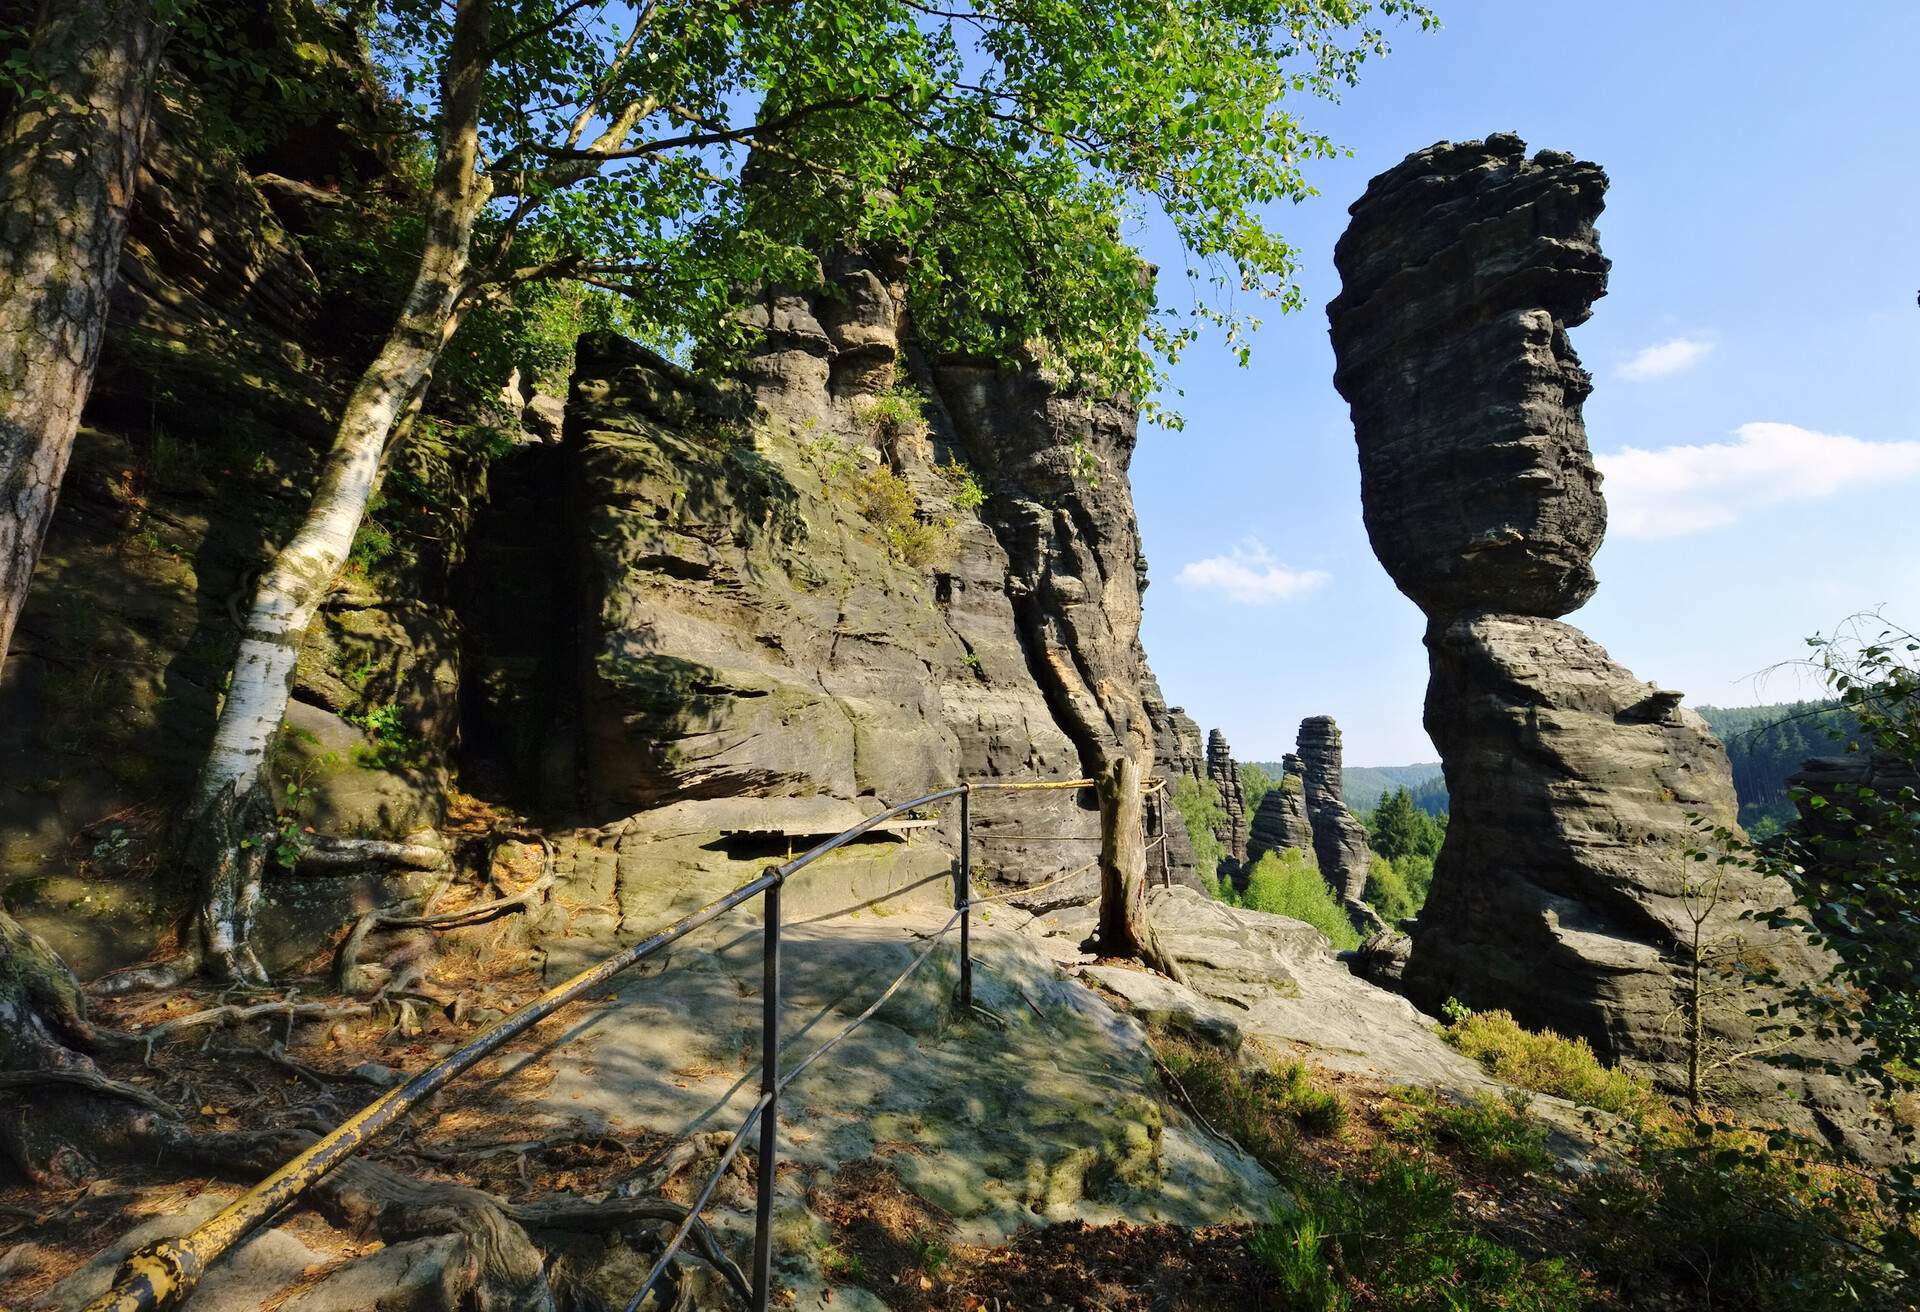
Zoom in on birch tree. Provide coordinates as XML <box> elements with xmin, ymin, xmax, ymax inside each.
<box><xmin>0</xmin><ymin>0</ymin><xmax>165</xmax><ymax>667</ymax></box>
<box><xmin>129</xmin><ymin>0</ymin><xmax>1434</xmax><ymax>985</ymax></box>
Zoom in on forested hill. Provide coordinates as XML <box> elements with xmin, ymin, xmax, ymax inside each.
<box><xmin>1247</xmin><ymin>701</ymin><xmax>1859</xmax><ymax>829</ymax></box>
<box><xmin>1695</xmin><ymin>700</ymin><xmax>1862</xmax><ymax>829</ymax></box>
<box><xmin>1249</xmin><ymin>761</ymin><xmax>1445</xmax><ymax>812</ymax></box>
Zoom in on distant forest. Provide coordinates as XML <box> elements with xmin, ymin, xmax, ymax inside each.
<box><xmin>1695</xmin><ymin>700</ymin><xmax>1862</xmax><ymax>831</ymax></box>
<box><xmin>1250</xmin><ymin>698</ymin><xmax>1859</xmax><ymax>831</ymax></box>
<box><xmin>1246</xmin><ymin>761</ymin><xmax>1448</xmax><ymax>814</ymax></box>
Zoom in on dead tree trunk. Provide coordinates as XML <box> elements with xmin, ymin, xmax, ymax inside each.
<box><xmin>1094</xmin><ymin>754</ymin><xmax>1188</xmax><ymax>982</ymax></box>
<box><xmin>107</xmin><ymin>0</ymin><xmax>495</xmax><ymax>989</ymax></box>
<box><xmin>0</xmin><ymin>0</ymin><xmax>164</xmax><ymax>666</ymax></box>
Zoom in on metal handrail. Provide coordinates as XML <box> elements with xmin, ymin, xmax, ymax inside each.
<box><xmin>82</xmin><ymin>776</ymin><xmax>1111</xmax><ymax>1312</ymax></box>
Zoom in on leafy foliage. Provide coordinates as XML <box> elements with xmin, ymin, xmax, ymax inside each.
<box><xmin>365</xmin><ymin>0</ymin><xmax>1437</xmax><ymax>422</ymax></box>
<box><xmin>1253</xmin><ymin>1149</ymin><xmax>1587</xmax><ymax>1311</ymax></box>
<box><xmin>1172</xmin><ymin>775</ymin><xmax>1228</xmax><ymax>880</ymax></box>
<box><xmin>1366</xmin><ymin>786</ymin><xmax>1446</xmax><ymax>864</ymax></box>
<box><xmin>1238</xmin><ymin>760</ymin><xmax>1275</xmax><ymax>821</ymax></box>
<box><xmin>345</xmin><ymin>703</ymin><xmax>431</xmax><ymax>770</ymax></box>
<box><xmin>1361</xmin><ymin>854</ymin><xmax>1417</xmax><ymax>924</ymax></box>
<box><xmin>1699</xmin><ymin>616</ymin><xmax>1920</xmax><ymax>1207</ymax></box>
<box><xmin>1362</xmin><ymin>787</ymin><xmax>1444</xmax><ymax>919</ymax></box>
<box><xmin>848</xmin><ymin>463</ymin><xmax>953</xmax><ymax>570</ymax></box>
<box><xmin>1232</xmin><ymin>848</ymin><xmax>1359</xmax><ymax>949</ymax></box>
<box><xmin>1578</xmin><ymin>1122</ymin><xmax>1915</xmax><ymax>1312</ymax></box>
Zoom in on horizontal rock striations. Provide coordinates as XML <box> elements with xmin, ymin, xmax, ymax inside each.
<box><xmin>1328</xmin><ymin>134</ymin><xmax>1875</xmax><ymax>1151</ymax></box>
<box><xmin>1328</xmin><ymin>133</ymin><xmax>1609</xmax><ymax>621</ymax></box>
<box><xmin>1246</xmin><ymin>755</ymin><xmax>1315</xmax><ymax>868</ymax></box>
<box><xmin>1206</xmin><ymin>729</ymin><xmax>1250</xmax><ymax>880</ymax></box>
<box><xmin>1296</xmin><ymin>717</ymin><xmax>1371</xmax><ymax>905</ymax></box>
<box><xmin>566</xmin><ymin>254</ymin><xmax>1205</xmax><ymax>900</ymax></box>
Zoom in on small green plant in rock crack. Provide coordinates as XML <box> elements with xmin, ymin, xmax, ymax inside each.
<box><xmin>860</xmin><ymin>386</ymin><xmax>929</xmax><ymax>444</ymax></box>
<box><xmin>937</xmin><ymin>460</ymin><xmax>986</xmax><ymax>511</ymax></box>
<box><xmin>345</xmin><ymin>703</ymin><xmax>431</xmax><ymax>770</ymax></box>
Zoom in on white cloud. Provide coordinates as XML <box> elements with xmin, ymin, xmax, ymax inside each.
<box><xmin>1176</xmin><ymin>538</ymin><xmax>1329</xmax><ymax>605</ymax></box>
<box><xmin>1618</xmin><ymin>336</ymin><xmax>1713</xmax><ymax>382</ymax></box>
<box><xmin>1598</xmin><ymin>422</ymin><xmax>1920</xmax><ymax>539</ymax></box>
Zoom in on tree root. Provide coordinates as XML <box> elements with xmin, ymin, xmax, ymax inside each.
<box><xmin>87</xmin><ymin>948</ymin><xmax>205</xmax><ymax>998</ymax></box>
<box><xmin>98</xmin><ymin>998</ymin><xmax>373</xmax><ymax>1061</ymax></box>
<box><xmin>334</xmin><ymin>847</ymin><xmax>553</xmax><ymax>996</ymax></box>
<box><xmin>166</xmin><ymin>1127</ymin><xmax>750</xmax><ymax>1308</ymax></box>
<box><xmin>296</xmin><ymin>832</ymin><xmax>450</xmax><ymax>873</ymax></box>
<box><xmin>0</xmin><ymin>1068</ymin><xmax>176</xmax><ymax>1117</ymax></box>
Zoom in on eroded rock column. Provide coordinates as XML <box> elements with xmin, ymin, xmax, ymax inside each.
<box><xmin>1247</xmin><ymin>754</ymin><xmax>1315</xmax><ymax>868</ymax></box>
<box><xmin>1205</xmin><ymin>729</ymin><xmax>1248</xmax><ymax>878</ymax></box>
<box><xmin>1326</xmin><ymin>134</ymin><xmax>1875</xmax><ymax>1149</ymax></box>
<box><xmin>1296</xmin><ymin>717</ymin><xmax>1372</xmax><ymax>905</ymax></box>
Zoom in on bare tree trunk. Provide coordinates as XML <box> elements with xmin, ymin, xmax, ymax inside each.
<box><xmin>1095</xmin><ymin>754</ymin><xmax>1188</xmax><ymax>983</ymax></box>
<box><xmin>120</xmin><ymin>0</ymin><xmax>496</xmax><ymax>988</ymax></box>
<box><xmin>0</xmin><ymin>0</ymin><xmax>164</xmax><ymax>666</ymax></box>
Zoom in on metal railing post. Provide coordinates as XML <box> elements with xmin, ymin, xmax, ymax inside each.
<box><xmin>957</xmin><ymin>784</ymin><xmax>972</xmax><ymax>1009</ymax></box>
<box><xmin>750</xmin><ymin>876</ymin><xmax>781</xmax><ymax>1311</ymax></box>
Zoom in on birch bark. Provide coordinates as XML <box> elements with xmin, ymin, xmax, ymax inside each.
<box><xmin>169</xmin><ymin>0</ymin><xmax>494</xmax><ymax>983</ymax></box>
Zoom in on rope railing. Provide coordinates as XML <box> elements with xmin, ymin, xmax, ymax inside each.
<box><xmin>82</xmin><ymin>773</ymin><xmax>1172</xmax><ymax>1312</ymax></box>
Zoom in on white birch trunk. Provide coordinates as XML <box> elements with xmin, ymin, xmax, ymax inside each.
<box><xmin>175</xmin><ymin>0</ymin><xmax>495</xmax><ymax>983</ymax></box>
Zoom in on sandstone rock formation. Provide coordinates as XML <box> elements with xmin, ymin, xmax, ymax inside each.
<box><xmin>1296</xmin><ymin>717</ymin><xmax>1371</xmax><ymax>904</ymax></box>
<box><xmin>552</xmin><ymin>258</ymin><xmax>1208</xmax><ymax>900</ymax></box>
<box><xmin>1327</xmin><ymin>134</ymin><xmax>1874</xmax><ymax>1149</ymax></box>
<box><xmin>1205</xmin><ymin>729</ymin><xmax>1249</xmax><ymax>877</ymax></box>
<box><xmin>0</xmin><ymin>91</ymin><xmax>1203</xmax><ymax>979</ymax></box>
<box><xmin>1246</xmin><ymin>754</ymin><xmax>1315</xmax><ymax>867</ymax></box>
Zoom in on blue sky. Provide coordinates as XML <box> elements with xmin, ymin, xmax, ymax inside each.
<box><xmin>1131</xmin><ymin>0</ymin><xmax>1920</xmax><ymax>765</ymax></box>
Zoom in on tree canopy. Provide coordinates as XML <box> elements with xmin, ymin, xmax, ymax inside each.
<box><xmin>365</xmin><ymin>0</ymin><xmax>1437</xmax><ymax>420</ymax></box>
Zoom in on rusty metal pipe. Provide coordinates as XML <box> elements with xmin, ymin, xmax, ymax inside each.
<box><xmin>83</xmin><ymin>868</ymin><xmax>781</xmax><ymax>1312</ymax></box>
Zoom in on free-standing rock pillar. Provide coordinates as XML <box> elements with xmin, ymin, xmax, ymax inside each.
<box><xmin>1296</xmin><ymin>717</ymin><xmax>1372</xmax><ymax>905</ymax></box>
<box><xmin>1247</xmin><ymin>754</ymin><xmax>1316</xmax><ymax>868</ymax></box>
<box><xmin>1205</xmin><ymin>728</ymin><xmax>1249</xmax><ymax>881</ymax></box>
<box><xmin>1326</xmin><ymin>133</ymin><xmax>1877</xmax><ymax>1152</ymax></box>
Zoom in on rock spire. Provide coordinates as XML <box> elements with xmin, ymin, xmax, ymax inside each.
<box><xmin>1326</xmin><ymin>133</ymin><xmax>1877</xmax><ymax>1152</ymax></box>
<box><xmin>1246</xmin><ymin>754</ymin><xmax>1315</xmax><ymax>867</ymax></box>
<box><xmin>1295</xmin><ymin>717</ymin><xmax>1372</xmax><ymax>905</ymax></box>
<box><xmin>1205</xmin><ymin>728</ymin><xmax>1248</xmax><ymax>878</ymax></box>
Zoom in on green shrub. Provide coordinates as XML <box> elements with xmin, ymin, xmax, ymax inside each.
<box><xmin>1396</xmin><ymin>851</ymin><xmax>1434</xmax><ymax>908</ymax></box>
<box><xmin>1240</xmin><ymin>849</ymin><xmax>1360</xmax><ymax>950</ymax></box>
<box><xmin>861</xmin><ymin>386</ymin><xmax>929</xmax><ymax>443</ymax></box>
<box><xmin>1381</xmin><ymin>1086</ymin><xmax>1553</xmax><ymax>1176</ymax></box>
<box><xmin>1171</xmin><ymin>776</ymin><xmax>1227</xmax><ymax>882</ymax></box>
<box><xmin>1253</xmin><ymin>1148</ymin><xmax>1589</xmax><ymax>1311</ymax></box>
<box><xmin>849</xmin><ymin>463</ymin><xmax>954</xmax><ymax>569</ymax></box>
<box><xmin>1441</xmin><ymin>1007</ymin><xmax>1659</xmax><ymax>1119</ymax></box>
<box><xmin>937</xmin><ymin>459</ymin><xmax>986</xmax><ymax>510</ymax></box>
<box><xmin>346</xmin><ymin>703</ymin><xmax>430</xmax><ymax>770</ymax></box>
<box><xmin>1363</xmin><ymin>854</ymin><xmax>1417</xmax><ymax>924</ymax></box>
<box><xmin>1577</xmin><ymin>1124</ymin><xmax>1912</xmax><ymax>1311</ymax></box>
